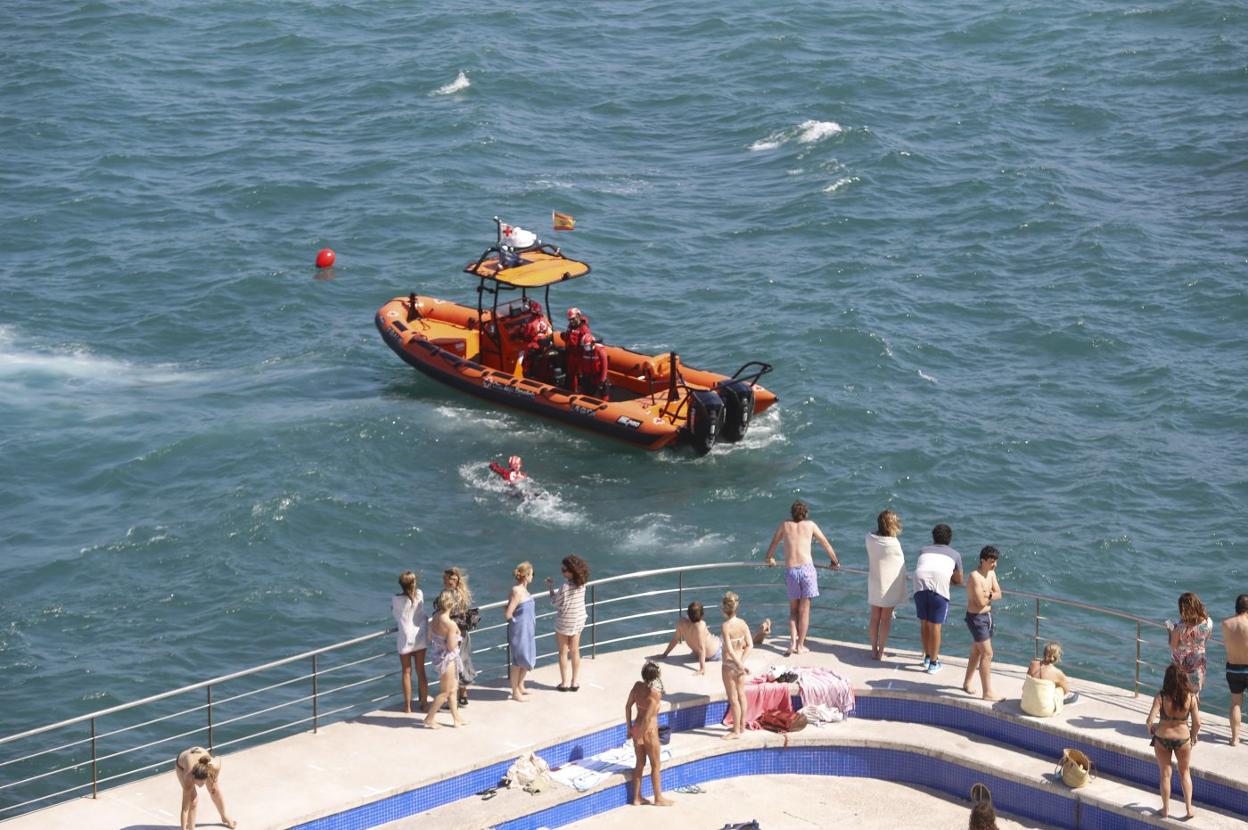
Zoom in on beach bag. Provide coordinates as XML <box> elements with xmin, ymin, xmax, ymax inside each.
<box><xmin>1057</xmin><ymin>748</ymin><xmax>1093</xmax><ymax>789</ymax></box>
<box><xmin>759</xmin><ymin>709</ymin><xmax>807</xmax><ymax>734</ymax></box>
<box><xmin>452</xmin><ymin>607</ymin><xmax>481</xmax><ymax>633</ymax></box>
<box><xmin>507</xmin><ymin>751</ymin><xmax>551</xmax><ymax>793</ymax></box>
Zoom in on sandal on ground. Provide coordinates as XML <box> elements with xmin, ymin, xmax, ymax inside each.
<box><xmin>557</xmin><ymin>685</ymin><xmax>570</xmax><ymax>692</ymax></box>
<box><xmin>570</xmin><ymin>685</ymin><xmax>580</xmax><ymax>692</ymax></box>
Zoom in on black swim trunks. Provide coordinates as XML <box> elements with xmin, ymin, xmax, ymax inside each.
<box><xmin>1228</xmin><ymin>662</ymin><xmax>1248</xmax><ymax>695</ymax></box>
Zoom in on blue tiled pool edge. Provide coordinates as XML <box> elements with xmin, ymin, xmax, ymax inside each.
<box><xmin>855</xmin><ymin>695</ymin><xmax>1247</xmax><ymax>818</ymax></box>
<box><xmin>287</xmin><ymin>695</ymin><xmax>1245</xmax><ymax>830</ymax></box>
<box><xmin>494</xmin><ymin>746</ymin><xmax>1134</xmax><ymax>830</ymax></box>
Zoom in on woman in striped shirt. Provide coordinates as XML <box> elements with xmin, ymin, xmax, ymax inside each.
<box><xmin>546</xmin><ymin>554</ymin><xmax>590</xmax><ymax>692</ymax></box>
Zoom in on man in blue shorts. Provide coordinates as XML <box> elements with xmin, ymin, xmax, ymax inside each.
<box><xmin>765</xmin><ymin>500</ymin><xmax>839</xmax><ymax>656</ymax></box>
<box><xmin>912</xmin><ymin>524</ymin><xmax>963</xmax><ymax>674</ymax></box>
<box><xmin>962</xmin><ymin>546</ymin><xmax>1002</xmax><ymax>699</ymax></box>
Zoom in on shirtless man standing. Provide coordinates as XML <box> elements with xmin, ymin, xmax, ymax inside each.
<box><xmin>625</xmin><ymin>662</ymin><xmax>673</xmax><ymax>807</ymax></box>
<box><xmin>659</xmin><ymin>601</ymin><xmax>771</xmax><ymax>675</ymax></box>
<box><xmin>765</xmin><ymin>500</ymin><xmax>839</xmax><ymax>655</ymax></box>
<box><xmin>962</xmin><ymin>546</ymin><xmax>1003</xmax><ymax>700</ymax></box>
<box><xmin>1222</xmin><ymin>594</ymin><xmax>1248</xmax><ymax>746</ymax></box>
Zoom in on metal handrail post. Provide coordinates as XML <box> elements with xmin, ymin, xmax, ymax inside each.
<box><xmin>312</xmin><ymin>654</ymin><xmax>319</xmax><ymax>734</ymax></box>
<box><xmin>90</xmin><ymin>718</ymin><xmax>97</xmax><ymax>799</ymax></box>
<box><xmin>590</xmin><ymin>585</ymin><xmax>597</xmax><ymax>659</ymax></box>
<box><xmin>206</xmin><ymin>685</ymin><xmax>213</xmax><ymax>751</ymax></box>
<box><xmin>1034</xmin><ymin>598</ymin><xmax>1041</xmax><ymax>659</ymax></box>
<box><xmin>1135</xmin><ymin>622</ymin><xmax>1141</xmax><ymax>698</ymax></box>
<box><xmin>677</xmin><ymin>572</ymin><xmax>683</xmax><ymax>623</ymax></box>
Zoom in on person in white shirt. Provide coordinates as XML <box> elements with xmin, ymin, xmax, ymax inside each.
<box><xmin>912</xmin><ymin>523</ymin><xmax>963</xmax><ymax>674</ymax></box>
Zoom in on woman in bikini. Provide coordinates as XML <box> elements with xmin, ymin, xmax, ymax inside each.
<box><xmin>1146</xmin><ymin>663</ymin><xmax>1200</xmax><ymax>819</ymax></box>
<box><xmin>719</xmin><ymin>591</ymin><xmax>752</xmax><ymax>740</ymax></box>
<box><xmin>424</xmin><ymin>591</ymin><xmax>467</xmax><ymax>729</ymax></box>
<box><xmin>174</xmin><ymin>747</ymin><xmax>237</xmax><ymax>830</ymax></box>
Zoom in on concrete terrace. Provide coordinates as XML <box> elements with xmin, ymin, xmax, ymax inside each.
<box><xmin>5</xmin><ymin>633</ymin><xmax>1245</xmax><ymax>830</ymax></box>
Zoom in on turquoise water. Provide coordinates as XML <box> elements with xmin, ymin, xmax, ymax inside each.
<box><xmin>1</xmin><ymin>0</ymin><xmax>1245</xmax><ymax>744</ymax></box>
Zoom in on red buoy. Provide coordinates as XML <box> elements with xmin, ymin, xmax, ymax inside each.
<box><xmin>315</xmin><ymin>248</ymin><xmax>336</xmax><ymax>268</ymax></box>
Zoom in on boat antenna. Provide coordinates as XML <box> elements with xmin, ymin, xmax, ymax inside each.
<box><xmin>493</xmin><ymin>216</ymin><xmax>502</xmax><ymax>245</ymax></box>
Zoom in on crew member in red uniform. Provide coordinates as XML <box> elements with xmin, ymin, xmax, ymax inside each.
<box><xmin>575</xmin><ymin>336</ymin><xmax>610</xmax><ymax>399</ymax></box>
<box><xmin>564</xmin><ymin>307</ymin><xmax>592</xmax><ymax>386</ymax></box>
<box><xmin>522</xmin><ymin>302</ymin><xmax>555</xmax><ymax>383</ymax></box>
<box><xmin>489</xmin><ymin>455</ymin><xmax>527</xmax><ymax>484</ymax></box>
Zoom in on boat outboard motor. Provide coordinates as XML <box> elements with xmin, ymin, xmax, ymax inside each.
<box><xmin>685</xmin><ymin>389</ymin><xmax>725</xmax><ymax>456</ymax></box>
<box><xmin>716</xmin><ymin>379</ymin><xmax>755</xmax><ymax>443</ymax></box>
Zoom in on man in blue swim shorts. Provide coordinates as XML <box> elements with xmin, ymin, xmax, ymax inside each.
<box><xmin>962</xmin><ymin>546</ymin><xmax>1002</xmax><ymax>700</ymax></box>
<box><xmin>912</xmin><ymin>524</ymin><xmax>963</xmax><ymax>674</ymax></box>
<box><xmin>765</xmin><ymin>500</ymin><xmax>839</xmax><ymax>656</ymax></box>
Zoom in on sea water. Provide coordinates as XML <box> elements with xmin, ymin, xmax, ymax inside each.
<box><xmin>1</xmin><ymin>0</ymin><xmax>1245</xmax><ymax>742</ymax></box>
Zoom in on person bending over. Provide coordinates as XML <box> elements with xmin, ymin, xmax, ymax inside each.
<box><xmin>175</xmin><ymin>747</ymin><xmax>237</xmax><ymax>830</ymax></box>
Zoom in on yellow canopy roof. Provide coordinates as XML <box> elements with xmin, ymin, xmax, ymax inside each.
<box><xmin>464</xmin><ymin>249</ymin><xmax>591</xmax><ymax>288</ymax></box>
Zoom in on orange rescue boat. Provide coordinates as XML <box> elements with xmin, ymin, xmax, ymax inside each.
<box><xmin>375</xmin><ymin>220</ymin><xmax>775</xmax><ymax>454</ymax></box>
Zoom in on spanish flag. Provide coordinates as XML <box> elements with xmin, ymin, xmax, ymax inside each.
<box><xmin>552</xmin><ymin>211</ymin><xmax>576</xmax><ymax>231</ymax></box>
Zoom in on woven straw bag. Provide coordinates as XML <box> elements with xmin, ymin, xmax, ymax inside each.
<box><xmin>1057</xmin><ymin>748</ymin><xmax>1094</xmax><ymax>788</ymax></box>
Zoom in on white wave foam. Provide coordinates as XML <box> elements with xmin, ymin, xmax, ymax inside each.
<box><xmin>432</xmin><ymin>71</ymin><xmax>470</xmax><ymax>96</ymax></box>
<box><xmin>617</xmin><ymin>513</ymin><xmax>734</xmax><ymax>552</ymax></box>
<box><xmin>730</xmin><ymin>406</ymin><xmax>786</xmax><ymax>451</ymax></box>
<box><xmin>797</xmin><ymin>119</ymin><xmax>843</xmax><ymax>143</ymax></box>
<box><xmin>458</xmin><ymin>463</ymin><xmax>587</xmax><ymax>528</ymax></box>
<box><xmin>917</xmin><ymin>369</ymin><xmax>937</xmax><ymax>384</ymax></box>
<box><xmin>823</xmin><ymin>176</ymin><xmax>859</xmax><ymax>194</ymax></box>
<box><xmin>751</xmin><ymin>120</ymin><xmax>843</xmax><ymax>152</ymax></box>
<box><xmin>0</xmin><ymin>326</ymin><xmax>189</xmax><ymax>386</ymax></box>
<box><xmin>432</xmin><ymin>405</ymin><xmax>514</xmax><ymax>431</ymax></box>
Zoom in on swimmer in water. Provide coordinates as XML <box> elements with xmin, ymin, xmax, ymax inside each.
<box><xmin>489</xmin><ymin>455</ymin><xmax>527</xmax><ymax>484</ymax></box>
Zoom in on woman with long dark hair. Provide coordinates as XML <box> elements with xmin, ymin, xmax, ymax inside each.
<box><xmin>1145</xmin><ymin>664</ymin><xmax>1200</xmax><ymax>819</ymax></box>
<box><xmin>1168</xmin><ymin>592</ymin><xmax>1213</xmax><ymax>692</ymax></box>
<box><xmin>546</xmin><ymin>554</ymin><xmax>590</xmax><ymax>692</ymax></box>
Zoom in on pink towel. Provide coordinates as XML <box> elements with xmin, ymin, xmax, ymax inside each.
<box><xmin>795</xmin><ymin>667</ymin><xmax>855</xmax><ymax>714</ymax></box>
<box><xmin>723</xmin><ymin>679</ymin><xmax>793</xmax><ymax>729</ymax></box>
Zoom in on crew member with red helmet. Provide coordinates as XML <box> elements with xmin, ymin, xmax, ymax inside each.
<box><xmin>522</xmin><ymin>302</ymin><xmax>555</xmax><ymax>383</ymax></box>
<box><xmin>489</xmin><ymin>455</ymin><xmax>527</xmax><ymax>484</ymax></box>
<box><xmin>564</xmin><ymin>307</ymin><xmax>592</xmax><ymax>386</ymax></box>
<box><xmin>575</xmin><ymin>335</ymin><xmax>610</xmax><ymax>399</ymax></box>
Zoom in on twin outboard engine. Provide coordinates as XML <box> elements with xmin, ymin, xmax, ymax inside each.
<box><xmin>674</xmin><ymin>356</ymin><xmax>770</xmax><ymax>455</ymax></box>
<box><xmin>686</xmin><ymin>389</ymin><xmax>726</xmax><ymax>456</ymax></box>
<box><xmin>716</xmin><ymin>379</ymin><xmax>756</xmax><ymax>443</ymax></box>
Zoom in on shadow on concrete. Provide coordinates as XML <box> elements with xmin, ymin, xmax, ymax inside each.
<box><xmin>666</xmin><ymin>692</ymin><xmax>714</xmax><ymax>707</ymax></box>
<box><xmin>863</xmin><ymin>677</ymin><xmax>964</xmax><ymax>697</ymax></box>
<box><xmin>352</xmin><ymin>713</ymin><xmax>421</xmax><ymax>729</ymax></box>
<box><xmin>1066</xmin><ymin>715</ymin><xmax>1144</xmax><ymax>739</ymax></box>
